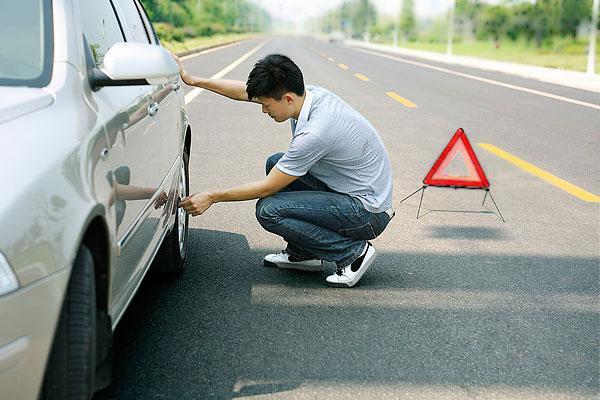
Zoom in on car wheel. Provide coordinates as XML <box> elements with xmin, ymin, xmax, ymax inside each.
<box><xmin>41</xmin><ymin>244</ymin><xmax>97</xmax><ymax>400</ymax></box>
<box><xmin>153</xmin><ymin>151</ymin><xmax>189</xmax><ymax>273</ymax></box>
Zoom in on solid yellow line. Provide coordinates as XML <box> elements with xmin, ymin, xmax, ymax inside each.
<box><xmin>386</xmin><ymin>91</ymin><xmax>417</xmax><ymax>108</ymax></box>
<box><xmin>478</xmin><ymin>143</ymin><xmax>600</xmax><ymax>203</ymax></box>
<box><xmin>355</xmin><ymin>73</ymin><xmax>370</xmax><ymax>81</ymax></box>
<box><xmin>338</xmin><ymin>63</ymin><xmax>348</xmax><ymax>70</ymax></box>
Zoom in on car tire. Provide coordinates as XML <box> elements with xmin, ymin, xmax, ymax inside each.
<box><xmin>152</xmin><ymin>151</ymin><xmax>189</xmax><ymax>273</ymax></box>
<box><xmin>40</xmin><ymin>244</ymin><xmax>97</xmax><ymax>400</ymax></box>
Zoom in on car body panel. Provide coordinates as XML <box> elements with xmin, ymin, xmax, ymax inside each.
<box><xmin>0</xmin><ymin>0</ymin><xmax>190</xmax><ymax>398</ymax></box>
<box><xmin>0</xmin><ymin>268</ymin><xmax>71</xmax><ymax>400</ymax></box>
<box><xmin>0</xmin><ymin>88</ymin><xmax>54</xmax><ymax>125</ymax></box>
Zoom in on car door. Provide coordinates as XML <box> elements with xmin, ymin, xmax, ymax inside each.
<box><xmin>76</xmin><ymin>0</ymin><xmax>168</xmax><ymax>316</ymax></box>
<box><xmin>132</xmin><ymin>0</ymin><xmax>184</xmax><ymax>231</ymax></box>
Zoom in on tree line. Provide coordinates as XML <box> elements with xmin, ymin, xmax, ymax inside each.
<box><xmin>140</xmin><ymin>0</ymin><xmax>270</xmax><ymax>41</ymax></box>
<box><xmin>317</xmin><ymin>0</ymin><xmax>597</xmax><ymax>47</ymax></box>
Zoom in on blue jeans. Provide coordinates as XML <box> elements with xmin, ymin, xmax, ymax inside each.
<box><xmin>255</xmin><ymin>153</ymin><xmax>392</xmax><ymax>268</ymax></box>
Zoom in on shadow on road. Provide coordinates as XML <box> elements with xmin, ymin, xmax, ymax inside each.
<box><xmin>426</xmin><ymin>225</ymin><xmax>509</xmax><ymax>240</ymax></box>
<box><xmin>95</xmin><ymin>228</ymin><xmax>599</xmax><ymax>399</ymax></box>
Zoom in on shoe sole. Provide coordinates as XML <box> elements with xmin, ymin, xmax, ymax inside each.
<box><xmin>264</xmin><ymin>259</ymin><xmax>324</xmax><ymax>272</ymax></box>
<box><xmin>324</xmin><ymin>281</ymin><xmax>352</xmax><ymax>288</ymax></box>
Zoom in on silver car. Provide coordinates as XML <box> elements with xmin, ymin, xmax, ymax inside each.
<box><xmin>0</xmin><ymin>0</ymin><xmax>191</xmax><ymax>398</ymax></box>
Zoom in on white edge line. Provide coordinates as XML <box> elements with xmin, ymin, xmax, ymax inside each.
<box><xmin>184</xmin><ymin>40</ymin><xmax>268</xmax><ymax>105</ymax></box>
<box><xmin>352</xmin><ymin>46</ymin><xmax>600</xmax><ymax>111</ymax></box>
<box><xmin>180</xmin><ymin>40</ymin><xmax>242</xmax><ymax>61</ymax></box>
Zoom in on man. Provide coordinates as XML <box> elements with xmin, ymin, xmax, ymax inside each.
<box><xmin>177</xmin><ymin>53</ymin><xmax>394</xmax><ymax>287</ymax></box>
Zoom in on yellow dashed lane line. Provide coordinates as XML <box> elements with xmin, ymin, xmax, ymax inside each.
<box><xmin>386</xmin><ymin>91</ymin><xmax>418</xmax><ymax>108</ymax></box>
<box><xmin>316</xmin><ymin>51</ymin><xmax>417</xmax><ymax>110</ymax></box>
<box><xmin>478</xmin><ymin>143</ymin><xmax>600</xmax><ymax>203</ymax></box>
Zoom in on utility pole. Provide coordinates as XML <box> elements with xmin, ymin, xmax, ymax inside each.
<box><xmin>446</xmin><ymin>0</ymin><xmax>456</xmax><ymax>58</ymax></box>
<box><xmin>588</xmin><ymin>0</ymin><xmax>599</xmax><ymax>76</ymax></box>
<box><xmin>365</xmin><ymin>7</ymin><xmax>371</xmax><ymax>43</ymax></box>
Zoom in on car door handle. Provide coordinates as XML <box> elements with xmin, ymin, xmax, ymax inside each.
<box><xmin>147</xmin><ymin>102</ymin><xmax>159</xmax><ymax>116</ymax></box>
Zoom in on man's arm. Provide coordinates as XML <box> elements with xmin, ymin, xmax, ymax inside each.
<box><xmin>179</xmin><ymin>167</ymin><xmax>298</xmax><ymax>217</ymax></box>
<box><xmin>173</xmin><ymin>53</ymin><xmax>255</xmax><ymax>102</ymax></box>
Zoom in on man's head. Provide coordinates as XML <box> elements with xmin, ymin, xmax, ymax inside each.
<box><xmin>246</xmin><ymin>54</ymin><xmax>305</xmax><ymax>123</ymax></box>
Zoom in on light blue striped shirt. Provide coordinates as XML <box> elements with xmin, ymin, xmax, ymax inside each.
<box><xmin>276</xmin><ymin>85</ymin><xmax>393</xmax><ymax>213</ymax></box>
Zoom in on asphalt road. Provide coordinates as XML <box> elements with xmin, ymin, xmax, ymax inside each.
<box><xmin>96</xmin><ymin>37</ymin><xmax>599</xmax><ymax>400</ymax></box>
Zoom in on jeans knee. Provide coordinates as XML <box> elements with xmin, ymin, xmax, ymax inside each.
<box><xmin>265</xmin><ymin>152</ymin><xmax>285</xmax><ymax>175</ymax></box>
<box><xmin>255</xmin><ymin>197</ymin><xmax>274</xmax><ymax>226</ymax></box>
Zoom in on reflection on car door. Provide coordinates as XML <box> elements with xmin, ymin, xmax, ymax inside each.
<box><xmin>131</xmin><ymin>0</ymin><xmax>183</xmax><ymax>231</ymax></box>
<box><xmin>78</xmin><ymin>0</ymin><xmax>170</xmax><ymax>316</ymax></box>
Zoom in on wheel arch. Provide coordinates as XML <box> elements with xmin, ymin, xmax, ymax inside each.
<box><xmin>80</xmin><ymin>214</ymin><xmax>110</xmax><ymax>312</ymax></box>
<box><xmin>78</xmin><ymin>209</ymin><xmax>114</xmax><ymax>390</ymax></box>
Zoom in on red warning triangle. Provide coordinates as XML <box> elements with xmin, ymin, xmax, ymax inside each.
<box><xmin>423</xmin><ymin>128</ymin><xmax>489</xmax><ymax>188</ymax></box>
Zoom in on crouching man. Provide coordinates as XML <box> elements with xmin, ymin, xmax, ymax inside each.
<box><xmin>177</xmin><ymin>53</ymin><xmax>394</xmax><ymax>287</ymax></box>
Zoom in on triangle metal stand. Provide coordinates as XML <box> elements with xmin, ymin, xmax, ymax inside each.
<box><xmin>399</xmin><ymin>185</ymin><xmax>505</xmax><ymax>223</ymax></box>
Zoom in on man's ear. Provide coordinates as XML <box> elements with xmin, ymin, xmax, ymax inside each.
<box><xmin>283</xmin><ymin>93</ymin><xmax>294</xmax><ymax>104</ymax></box>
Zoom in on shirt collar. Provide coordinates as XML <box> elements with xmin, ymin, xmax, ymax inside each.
<box><xmin>293</xmin><ymin>88</ymin><xmax>313</xmax><ymax>134</ymax></box>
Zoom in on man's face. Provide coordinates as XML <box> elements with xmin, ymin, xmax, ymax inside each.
<box><xmin>257</xmin><ymin>94</ymin><xmax>295</xmax><ymax>123</ymax></box>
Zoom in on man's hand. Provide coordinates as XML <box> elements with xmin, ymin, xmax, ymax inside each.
<box><xmin>179</xmin><ymin>192</ymin><xmax>214</xmax><ymax>217</ymax></box>
<box><xmin>153</xmin><ymin>191</ymin><xmax>168</xmax><ymax>209</ymax></box>
<box><xmin>170</xmin><ymin>51</ymin><xmax>250</xmax><ymax>101</ymax></box>
<box><xmin>178</xmin><ymin>169</ymin><xmax>297</xmax><ymax>216</ymax></box>
<box><xmin>170</xmin><ymin>52</ymin><xmax>195</xmax><ymax>86</ymax></box>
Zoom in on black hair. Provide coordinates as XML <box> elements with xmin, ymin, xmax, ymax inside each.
<box><xmin>246</xmin><ymin>54</ymin><xmax>305</xmax><ymax>101</ymax></box>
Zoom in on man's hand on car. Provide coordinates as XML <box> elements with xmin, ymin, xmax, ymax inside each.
<box><xmin>170</xmin><ymin>52</ymin><xmax>195</xmax><ymax>86</ymax></box>
<box><xmin>179</xmin><ymin>192</ymin><xmax>214</xmax><ymax>217</ymax></box>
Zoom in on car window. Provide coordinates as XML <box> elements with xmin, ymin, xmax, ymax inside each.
<box><xmin>133</xmin><ymin>0</ymin><xmax>159</xmax><ymax>45</ymax></box>
<box><xmin>117</xmin><ymin>0</ymin><xmax>150</xmax><ymax>43</ymax></box>
<box><xmin>0</xmin><ymin>0</ymin><xmax>53</xmax><ymax>87</ymax></box>
<box><xmin>79</xmin><ymin>0</ymin><xmax>125</xmax><ymax>67</ymax></box>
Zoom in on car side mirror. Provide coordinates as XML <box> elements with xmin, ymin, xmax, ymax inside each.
<box><xmin>88</xmin><ymin>41</ymin><xmax>179</xmax><ymax>91</ymax></box>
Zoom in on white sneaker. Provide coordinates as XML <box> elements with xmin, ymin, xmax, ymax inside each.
<box><xmin>325</xmin><ymin>243</ymin><xmax>376</xmax><ymax>287</ymax></box>
<box><xmin>263</xmin><ymin>251</ymin><xmax>324</xmax><ymax>271</ymax></box>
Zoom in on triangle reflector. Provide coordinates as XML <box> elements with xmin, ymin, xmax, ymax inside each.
<box><xmin>423</xmin><ymin>128</ymin><xmax>489</xmax><ymax>188</ymax></box>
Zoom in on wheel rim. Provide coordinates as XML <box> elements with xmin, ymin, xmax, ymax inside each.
<box><xmin>177</xmin><ymin>160</ymin><xmax>188</xmax><ymax>255</ymax></box>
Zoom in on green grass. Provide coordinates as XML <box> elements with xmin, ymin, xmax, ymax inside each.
<box><xmin>375</xmin><ymin>38</ymin><xmax>600</xmax><ymax>73</ymax></box>
<box><xmin>162</xmin><ymin>33</ymin><xmax>257</xmax><ymax>54</ymax></box>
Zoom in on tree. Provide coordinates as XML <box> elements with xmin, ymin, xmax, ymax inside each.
<box><xmin>399</xmin><ymin>0</ymin><xmax>416</xmax><ymax>41</ymax></box>
<box><xmin>478</xmin><ymin>5</ymin><xmax>511</xmax><ymax>42</ymax></box>
<box><xmin>558</xmin><ymin>0</ymin><xmax>592</xmax><ymax>38</ymax></box>
<box><xmin>530</xmin><ymin>0</ymin><xmax>560</xmax><ymax>47</ymax></box>
<box><xmin>455</xmin><ymin>0</ymin><xmax>484</xmax><ymax>40</ymax></box>
<box><xmin>140</xmin><ymin>0</ymin><xmax>271</xmax><ymax>38</ymax></box>
<box><xmin>319</xmin><ymin>0</ymin><xmax>377</xmax><ymax>39</ymax></box>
